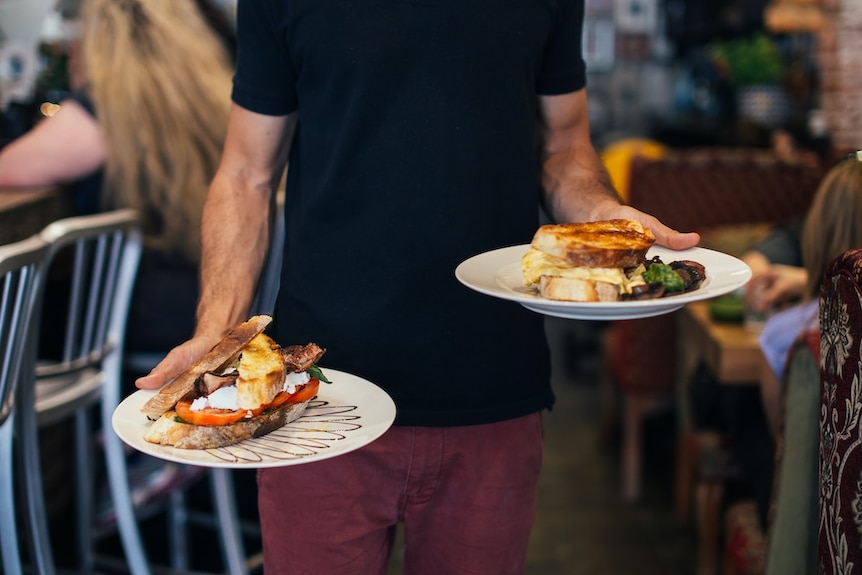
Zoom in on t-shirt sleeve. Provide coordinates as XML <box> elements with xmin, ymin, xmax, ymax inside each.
<box><xmin>232</xmin><ymin>0</ymin><xmax>297</xmax><ymax>115</ymax></box>
<box><xmin>536</xmin><ymin>0</ymin><xmax>587</xmax><ymax>95</ymax></box>
<box><xmin>68</xmin><ymin>88</ymin><xmax>95</xmax><ymax>116</ymax></box>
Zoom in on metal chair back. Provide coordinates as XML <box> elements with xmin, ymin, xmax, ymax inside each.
<box><xmin>22</xmin><ymin>209</ymin><xmax>146</xmax><ymax>574</ymax></box>
<box><xmin>0</xmin><ymin>234</ymin><xmax>51</xmax><ymax>575</ymax></box>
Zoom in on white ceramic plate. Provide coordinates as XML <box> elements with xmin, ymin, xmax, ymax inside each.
<box><xmin>112</xmin><ymin>369</ymin><xmax>396</xmax><ymax>469</ymax></box>
<box><xmin>455</xmin><ymin>245</ymin><xmax>751</xmax><ymax>320</ymax></box>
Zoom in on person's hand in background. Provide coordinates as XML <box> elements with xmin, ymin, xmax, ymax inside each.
<box><xmin>745</xmin><ymin>264</ymin><xmax>808</xmax><ymax>313</ymax></box>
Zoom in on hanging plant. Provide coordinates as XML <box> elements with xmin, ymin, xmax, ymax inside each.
<box><xmin>710</xmin><ymin>34</ymin><xmax>784</xmax><ymax>87</ymax></box>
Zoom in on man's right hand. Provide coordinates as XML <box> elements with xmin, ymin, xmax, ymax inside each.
<box><xmin>134</xmin><ymin>334</ymin><xmax>223</xmax><ymax>390</ymax></box>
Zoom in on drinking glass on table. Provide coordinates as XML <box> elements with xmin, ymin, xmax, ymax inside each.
<box><xmin>744</xmin><ymin>278</ymin><xmax>770</xmax><ymax>332</ymax></box>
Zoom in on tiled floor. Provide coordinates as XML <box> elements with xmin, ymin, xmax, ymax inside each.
<box><xmin>523</xmin><ymin>318</ymin><xmax>697</xmax><ymax>574</ymax></box>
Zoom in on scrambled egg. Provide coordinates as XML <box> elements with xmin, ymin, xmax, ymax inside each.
<box><xmin>521</xmin><ymin>247</ymin><xmax>646</xmax><ymax>295</ymax></box>
<box><xmin>236</xmin><ymin>332</ymin><xmax>285</xmax><ymax>410</ymax></box>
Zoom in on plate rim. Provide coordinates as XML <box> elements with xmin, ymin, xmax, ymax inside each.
<box><xmin>112</xmin><ymin>368</ymin><xmax>396</xmax><ymax>469</ymax></box>
<box><xmin>455</xmin><ymin>244</ymin><xmax>751</xmax><ymax>320</ymax></box>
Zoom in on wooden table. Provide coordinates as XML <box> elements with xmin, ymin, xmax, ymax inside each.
<box><xmin>676</xmin><ymin>300</ymin><xmax>763</xmax><ymax>575</ymax></box>
<box><xmin>678</xmin><ymin>300</ymin><xmax>763</xmax><ymax>384</ymax></box>
<box><xmin>0</xmin><ymin>186</ymin><xmax>70</xmax><ymax>245</ymax></box>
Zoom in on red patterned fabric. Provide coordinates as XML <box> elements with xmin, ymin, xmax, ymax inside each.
<box><xmin>818</xmin><ymin>247</ymin><xmax>862</xmax><ymax>574</ymax></box>
<box><xmin>627</xmin><ymin>149</ymin><xmax>822</xmax><ymax>232</ymax></box>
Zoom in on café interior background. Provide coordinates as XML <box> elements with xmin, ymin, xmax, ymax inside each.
<box><xmin>1</xmin><ymin>0</ymin><xmax>860</xmax><ymax>574</ymax></box>
<box><xmin>0</xmin><ymin>0</ymin><xmax>847</xmax><ymax>153</ymax></box>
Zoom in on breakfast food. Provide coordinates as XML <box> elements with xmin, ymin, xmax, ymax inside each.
<box><xmin>140</xmin><ymin>315</ymin><xmax>327</xmax><ymax>449</ymax></box>
<box><xmin>521</xmin><ymin>219</ymin><xmax>655</xmax><ymax>301</ymax></box>
<box><xmin>521</xmin><ymin>219</ymin><xmax>706</xmax><ymax>302</ymax></box>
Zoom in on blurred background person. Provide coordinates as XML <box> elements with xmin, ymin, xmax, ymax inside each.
<box><xmin>739</xmin><ymin>150</ymin><xmax>862</xmax><ymax>572</ymax></box>
<box><xmin>0</xmin><ymin>0</ymin><xmax>236</xmax><ymax>567</ymax></box>
<box><xmin>759</xmin><ymin>152</ymin><xmax>862</xmax><ymax>435</ymax></box>
<box><xmin>691</xmin><ymin>152</ymin><xmax>862</xmax><ymax>539</ymax></box>
<box><xmin>0</xmin><ymin>0</ymin><xmax>234</xmax><ymax>360</ymax></box>
<box><xmin>742</xmin><ymin>218</ymin><xmax>807</xmax><ymax>316</ymax></box>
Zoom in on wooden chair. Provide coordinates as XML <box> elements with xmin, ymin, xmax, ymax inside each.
<box><xmin>0</xmin><ymin>235</ymin><xmax>51</xmax><ymax>575</ymax></box>
<box><xmin>762</xmin><ymin>328</ymin><xmax>820</xmax><ymax>574</ymax></box>
<box><xmin>818</xmin><ymin>247</ymin><xmax>862</xmax><ymax>574</ymax></box>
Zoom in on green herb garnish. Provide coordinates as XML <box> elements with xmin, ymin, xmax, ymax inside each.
<box><xmin>307</xmin><ymin>364</ymin><xmax>332</xmax><ymax>383</ymax></box>
<box><xmin>642</xmin><ymin>263</ymin><xmax>685</xmax><ymax>292</ymax></box>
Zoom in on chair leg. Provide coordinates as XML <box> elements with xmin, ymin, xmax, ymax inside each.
<box><xmin>101</xmin><ymin>401</ymin><xmax>152</xmax><ymax>575</ymax></box>
<box><xmin>598</xmin><ymin>330</ymin><xmax>619</xmax><ymax>445</ymax></box>
<box><xmin>622</xmin><ymin>393</ymin><xmax>645</xmax><ymax>501</ymax></box>
<box><xmin>0</xmin><ymin>416</ymin><xmax>23</xmax><ymax>575</ymax></box>
<box><xmin>18</xmin><ymin>388</ymin><xmax>56</xmax><ymax>575</ymax></box>
<box><xmin>17</xmin><ymin>366</ymin><xmax>56</xmax><ymax>575</ymax></box>
<box><xmin>168</xmin><ymin>489</ymin><xmax>190</xmax><ymax>570</ymax></box>
<box><xmin>721</xmin><ymin>553</ymin><xmax>742</xmax><ymax>575</ymax></box>
<box><xmin>675</xmin><ymin>428</ymin><xmax>697</xmax><ymax>525</ymax></box>
<box><xmin>210</xmin><ymin>469</ymin><xmax>250</xmax><ymax>575</ymax></box>
<box><xmin>74</xmin><ymin>409</ymin><xmax>95</xmax><ymax>572</ymax></box>
<box><xmin>695</xmin><ymin>479</ymin><xmax>723</xmax><ymax>575</ymax></box>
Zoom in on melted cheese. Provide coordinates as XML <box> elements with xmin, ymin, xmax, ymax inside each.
<box><xmin>521</xmin><ymin>247</ymin><xmax>646</xmax><ymax>295</ymax></box>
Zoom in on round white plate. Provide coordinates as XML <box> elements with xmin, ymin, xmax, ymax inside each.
<box><xmin>112</xmin><ymin>369</ymin><xmax>396</xmax><ymax>469</ymax></box>
<box><xmin>455</xmin><ymin>245</ymin><xmax>751</xmax><ymax>320</ymax></box>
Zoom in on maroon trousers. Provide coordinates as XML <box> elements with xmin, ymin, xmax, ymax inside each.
<box><xmin>258</xmin><ymin>413</ymin><xmax>545</xmax><ymax>575</ymax></box>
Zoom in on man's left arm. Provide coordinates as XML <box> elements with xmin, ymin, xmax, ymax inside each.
<box><xmin>538</xmin><ymin>89</ymin><xmax>699</xmax><ymax>250</ymax></box>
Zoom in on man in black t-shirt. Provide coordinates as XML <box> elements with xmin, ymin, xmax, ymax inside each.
<box><xmin>137</xmin><ymin>1</ymin><xmax>700</xmax><ymax>572</ymax></box>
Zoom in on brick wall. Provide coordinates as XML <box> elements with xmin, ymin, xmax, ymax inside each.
<box><xmin>818</xmin><ymin>0</ymin><xmax>862</xmax><ymax>150</ymax></box>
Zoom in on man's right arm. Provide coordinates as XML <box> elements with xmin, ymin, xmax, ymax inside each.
<box><xmin>136</xmin><ymin>104</ymin><xmax>295</xmax><ymax>390</ymax></box>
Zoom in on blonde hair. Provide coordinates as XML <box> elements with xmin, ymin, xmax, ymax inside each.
<box><xmin>800</xmin><ymin>156</ymin><xmax>862</xmax><ymax>298</ymax></box>
<box><xmin>79</xmin><ymin>0</ymin><xmax>233</xmax><ymax>262</ymax></box>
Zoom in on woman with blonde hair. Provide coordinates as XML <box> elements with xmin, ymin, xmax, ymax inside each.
<box><xmin>0</xmin><ymin>0</ymin><xmax>234</xmax><ymax>353</ymax></box>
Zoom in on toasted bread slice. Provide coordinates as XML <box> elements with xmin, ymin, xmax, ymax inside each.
<box><xmin>140</xmin><ymin>315</ymin><xmax>273</xmax><ymax>417</ymax></box>
<box><xmin>530</xmin><ymin>219</ymin><xmax>655</xmax><ymax>268</ymax></box>
<box><xmin>539</xmin><ymin>276</ymin><xmax>620</xmax><ymax>302</ymax></box>
<box><xmin>143</xmin><ymin>400</ymin><xmax>310</xmax><ymax>449</ymax></box>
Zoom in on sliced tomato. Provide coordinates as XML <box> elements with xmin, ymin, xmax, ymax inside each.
<box><xmin>175</xmin><ymin>400</ymin><xmax>248</xmax><ymax>427</ymax></box>
<box><xmin>267</xmin><ymin>377</ymin><xmax>320</xmax><ymax>410</ymax></box>
<box><xmin>175</xmin><ymin>377</ymin><xmax>321</xmax><ymax>426</ymax></box>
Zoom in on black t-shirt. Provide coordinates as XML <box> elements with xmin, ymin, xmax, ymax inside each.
<box><xmin>233</xmin><ymin>0</ymin><xmax>587</xmax><ymax>426</ymax></box>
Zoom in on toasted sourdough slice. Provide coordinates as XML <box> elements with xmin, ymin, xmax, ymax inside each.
<box><xmin>538</xmin><ymin>276</ymin><xmax>620</xmax><ymax>302</ymax></box>
<box><xmin>530</xmin><ymin>219</ymin><xmax>655</xmax><ymax>268</ymax></box>
<box><xmin>143</xmin><ymin>401</ymin><xmax>309</xmax><ymax>449</ymax></box>
<box><xmin>140</xmin><ymin>315</ymin><xmax>272</xmax><ymax>417</ymax></box>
